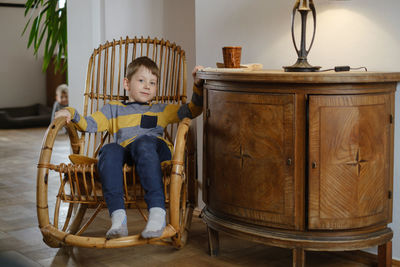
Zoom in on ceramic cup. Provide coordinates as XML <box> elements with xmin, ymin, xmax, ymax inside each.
<box><xmin>222</xmin><ymin>46</ymin><xmax>242</xmax><ymax>68</ymax></box>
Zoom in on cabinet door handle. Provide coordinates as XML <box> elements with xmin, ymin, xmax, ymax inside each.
<box><xmin>312</xmin><ymin>161</ymin><xmax>317</xmax><ymax>169</ymax></box>
<box><xmin>206</xmin><ymin>108</ymin><xmax>211</xmax><ymax>118</ymax></box>
<box><xmin>287</xmin><ymin>158</ymin><xmax>292</xmax><ymax>166</ymax></box>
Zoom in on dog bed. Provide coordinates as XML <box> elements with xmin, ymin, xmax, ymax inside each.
<box><xmin>0</xmin><ymin>104</ymin><xmax>51</xmax><ymax>129</ymax></box>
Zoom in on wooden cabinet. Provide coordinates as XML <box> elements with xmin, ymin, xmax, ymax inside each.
<box><xmin>205</xmin><ymin>90</ymin><xmax>295</xmax><ymax>228</ymax></box>
<box><xmin>308</xmin><ymin>94</ymin><xmax>393</xmax><ymax>230</ymax></box>
<box><xmin>197</xmin><ymin>70</ymin><xmax>400</xmax><ymax>267</ymax></box>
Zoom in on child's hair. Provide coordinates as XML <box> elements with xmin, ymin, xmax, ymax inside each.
<box><xmin>55</xmin><ymin>84</ymin><xmax>68</xmax><ymax>96</ymax></box>
<box><xmin>126</xmin><ymin>56</ymin><xmax>160</xmax><ymax>81</ymax></box>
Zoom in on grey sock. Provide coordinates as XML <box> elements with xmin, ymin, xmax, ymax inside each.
<box><xmin>106</xmin><ymin>209</ymin><xmax>128</xmax><ymax>239</ymax></box>
<box><xmin>141</xmin><ymin>207</ymin><xmax>166</xmax><ymax>239</ymax></box>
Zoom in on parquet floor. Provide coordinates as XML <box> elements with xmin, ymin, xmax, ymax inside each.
<box><xmin>0</xmin><ymin>127</ymin><xmax>370</xmax><ymax>266</ymax></box>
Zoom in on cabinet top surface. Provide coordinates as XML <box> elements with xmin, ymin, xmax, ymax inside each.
<box><xmin>196</xmin><ymin>69</ymin><xmax>400</xmax><ymax>84</ymax></box>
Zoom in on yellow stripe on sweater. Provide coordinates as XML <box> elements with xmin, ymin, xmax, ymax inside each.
<box><xmin>108</xmin><ymin>114</ymin><xmax>141</xmax><ymax>134</ymax></box>
<box><xmin>65</xmin><ymin>107</ymin><xmax>88</xmax><ymax>131</ymax></box>
<box><xmin>91</xmin><ymin>111</ymin><xmax>109</xmax><ymax>132</ymax></box>
<box><xmin>107</xmin><ymin>112</ymin><xmax>161</xmax><ymax>134</ymax></box>
<box><xmin>160</xmin><ymin>105</ymin><xmax>180</xmax><ymax>126</ymax></box>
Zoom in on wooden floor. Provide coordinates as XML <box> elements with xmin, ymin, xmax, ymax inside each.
<box><xmin>0</xmin><ymin>127</ymin><xmax>372</xmax><ymax>267</ymax></box>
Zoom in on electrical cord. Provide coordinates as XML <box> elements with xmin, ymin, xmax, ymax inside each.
<box><xmin>319</xmin><ymin>66</ymin><xmax>368</xmax><ymax>72</ymax></box>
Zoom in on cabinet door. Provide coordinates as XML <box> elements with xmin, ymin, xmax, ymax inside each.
<box><xmin>308</xmin><ymin>94</ymin><xmax>393</xmax><ymax>229</ymax></box>
<box><xmin>204</xmin><ymin>90</ymin><xmax>295</xmax><ymax>229</ymax></box>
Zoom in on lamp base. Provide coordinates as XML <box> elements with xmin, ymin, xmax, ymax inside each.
<box><xmin>283</xmin><ymin>59</ymin><xmax>321</xmax><ymax>72</ymax></box>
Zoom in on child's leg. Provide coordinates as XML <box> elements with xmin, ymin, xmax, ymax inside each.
<box><xmin>98</xmin><ymin>143</ymin><xmax>128</xmax><ymax>239</ymax></box>
<box><xmin>127</xmin><ymin>135</ymin><xmax>171</xmax><ymax>238</ymax></box>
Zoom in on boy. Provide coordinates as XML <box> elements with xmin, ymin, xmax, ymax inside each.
<box><xmin>55</xmin><ymin>57</ymin><xmax>204</xmax><ymax>239</ymax></box>
<box><xmin>51</xmin><ymin>84</ymin><xmax>69</xmax><ymax>121</ymax></box>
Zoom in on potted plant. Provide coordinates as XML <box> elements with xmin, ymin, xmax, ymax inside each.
<box><xmin>22</xmin><ymin>0</ymin><xmax>67</xmax><ymax>73</ymax></box>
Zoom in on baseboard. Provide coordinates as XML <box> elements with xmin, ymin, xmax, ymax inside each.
<box><xmin>328</xmin><ymin>250</ymin><xmax>400</xmax><ymax>267</ymax></box>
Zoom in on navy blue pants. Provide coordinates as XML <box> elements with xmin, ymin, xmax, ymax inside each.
<box><xmin>98</xmin><ymin>135</ymin><xmax>172</xmax><ymax>215</ymax></box>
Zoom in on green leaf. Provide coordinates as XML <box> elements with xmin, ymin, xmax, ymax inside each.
<box><xmin>43</xmin><ymin>28</ymin><xmax>51</xmax><ymax>62</ymax></box>
<box><xmin>23</xmin><ymin>0</ymin><xmax>68</xmax><ymax>73</ymax></box>
<box><xmin>39</xmin><ymin>4</ymin><xmax>50</xmax><ymax>17</ymax></box>
<box><xmin>43</xmin><ymin>29</ymin><xmax>59</xmax><ymax>71</ymax></box>
<box><xmin>36</xmin><ymin>23</ymin><xmax>48</xmax><ymax>51</ymax></box>
<box><xmin>22</xmin><ymin>17</ymin><xmax>32</xmax><ymax>35</ymax></box>
<box><xmin>24</xmin><ymin>0</ymin><xmax>35</xmax><ymax>16</ymax></box>
<box><xmin>23</xmin><ymin>1</ymin><xmax>39</xmax><ymax>36</ymax></box>
<box><xmin>33</xmin><ymin>11</ymin><xmax>44</xmax><ymax>51</ymax></box>
<box><xmin>27</xmin><ymin>16</ymin><xmax>38</xmax><ymax>48</ymax></box>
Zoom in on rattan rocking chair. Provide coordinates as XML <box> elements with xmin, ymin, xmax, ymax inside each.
<box><xmin>36</xmin><ymin>36</ymin><xmax>197</xmax><ymax>249</ymax></box>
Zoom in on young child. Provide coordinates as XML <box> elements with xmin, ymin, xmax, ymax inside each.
<box><xmin>55</xmin><ymin>56</ymin><xmax>204</xmax><ymax>239</ymax></box>
<box><xmin>51</xmin><ymin>84</ymin><xmax>69</xmax><ymax>121</ymax></box>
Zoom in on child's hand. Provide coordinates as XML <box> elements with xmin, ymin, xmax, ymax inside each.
<box><xmin>192</xmin><ymin>65</ymin><xmax>204</xmax><ymax>87</ymax></box>
<box><xmin>55</xmin><ymin>109</ymin><xmax>72</xmax><ymax>124</ymax></box>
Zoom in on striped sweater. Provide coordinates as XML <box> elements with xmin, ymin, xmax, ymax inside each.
<box><xmin>66</xmin><ymin>84</ymin><xmax>203</xmax><ymax>149</ymax></box>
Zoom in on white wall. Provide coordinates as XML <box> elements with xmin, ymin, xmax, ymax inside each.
<box><xmin>68</xmin><ymin>0</ymin><xmax>195</xmax><ymax>113</ymax></box>
<box><xmin>104</xmin><ymin>0</ymin><xmax>164</xmax><ymax>41</ymax></box>
<box><xmin>103</xmin><ymin>0</ymin><xmax>195</xmax><ymax>84</ymax></box>
<box><xmin>0</xmin><ymin>5</ymin><xmax>45</xmax><ymax>108</ymax></box>
<box><xmin>67</xmin><ymin>0</ymin><xmax>105</xmax><ymax>112</ymax></box>
<box><xmin>195</xmin><ymin>0</ymin><xmax>400</xmax><ymax>260</ymax></box>
<box><xmin>163</xmin><ymin>0</ymin><xmax>196</xmax><ymax>86</ymax></box>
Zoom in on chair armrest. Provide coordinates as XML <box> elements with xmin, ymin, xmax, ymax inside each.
<box><xmin>172</xmin><ymin>118</ymin><xmax>192</xmax><ymax>164</ymax></box>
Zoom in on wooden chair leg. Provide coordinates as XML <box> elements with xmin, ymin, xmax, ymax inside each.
<box><xmin>293</xmin><ymin>248</ymin><xmax>305</xmax><ymax>267</ymax></box>
<box><xmin>378</xmin><ymin>241</ymin><xmax>392</xmax><ymax>267</ymax></box>
<box><xmin>207</xmin><ymin>226</ymin><xmax>219</xmax><ymax>256</ymax></box>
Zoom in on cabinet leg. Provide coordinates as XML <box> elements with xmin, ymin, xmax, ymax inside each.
<box><xmin>293</xmin><ymin>248</ymin><xmax>305</xmax><ymax>267</ymax></box>
<box><xmin>378</xmin><ymin>241</ymin><xmax>392</xmax><ymax>267</ymax></box>
<box><xmin>207</xmin><ymin>226</ymin><xmax>219</xmax><ymax>256</ymax></box>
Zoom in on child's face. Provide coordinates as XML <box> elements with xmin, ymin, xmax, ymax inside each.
<box><xmin>124</xmin><ymin>66</ymin><xmax>157</xmax><ymax>103</ymax></box>
<box><xmin>56</xmin><ymin>92</ymin><xmax>69</xmax><ymax>106</ymax></box>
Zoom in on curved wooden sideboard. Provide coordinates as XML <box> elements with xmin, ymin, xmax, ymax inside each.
<box><xmin>197</xmin><ymin>70</ymin><xmax>400</xmax><ymax>267</ymax></box>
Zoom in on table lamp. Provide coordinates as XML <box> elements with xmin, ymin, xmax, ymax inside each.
<box><xmin>284</xmin><ymin>0</ymin><xmax>351</xmax><ymax>72</ymax></box>
<box><xmin>284</xmin><ymin>0</ymin><xmax>320</xmax><ymax>72</ymax></box>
